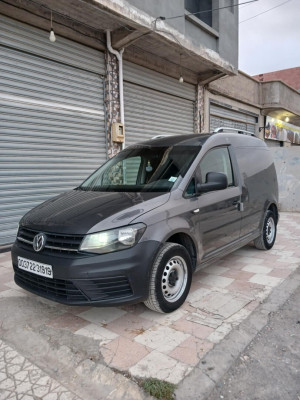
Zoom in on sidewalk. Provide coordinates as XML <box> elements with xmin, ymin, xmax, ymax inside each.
<box><xmin>0</xmin><ymin>212</ymin><xmax>299</xmax><ymax>399</ymax></box>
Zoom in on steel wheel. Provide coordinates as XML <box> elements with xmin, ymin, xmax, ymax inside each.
<box><xmin>265</xmin><ymin>216</ymin><xmax>276</xmax><ymax>245</ymax></box>
<box><xmin>144</xmin><ymin>243</ymin><xmax>192</xmax><ymax>313</ymax></box>
<box><xmin>161</xmin><ymin>256</ymin><xmax>188</xmax><ymax>303</ymax></box>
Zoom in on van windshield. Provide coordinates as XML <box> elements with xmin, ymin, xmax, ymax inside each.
<box><xmin>79</xmin><ymin>145</ymin><xmax>200</xmax><ymax>192</ymax></box>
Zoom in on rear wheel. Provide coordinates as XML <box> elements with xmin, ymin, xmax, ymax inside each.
<box><xmin>144</xmin><ymin>243</ymin><xmax>192</xmax><ymax>313</ymax></box>
<box><xmin>254</xmin><ymin>210</ymin><xmax>277</xmax><ymax>250</ymax></box>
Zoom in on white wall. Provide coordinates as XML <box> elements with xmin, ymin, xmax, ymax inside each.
<box><xmin>269</xmin><ymin>145</ymin><xmax>300</xmax><ymax>212</ymax></box>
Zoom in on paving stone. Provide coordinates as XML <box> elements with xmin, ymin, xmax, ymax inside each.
<box><xmin>207</xmin><ymin>323</ymin><xmax>232</xmax><ymax>344</ymax></box>
<box><xmin>47</xmin><ymin>313</ymin><xmax>90</xmax><ymax>332</ymax></box>
<box><xmin>249</xmin><ymin>274</ymin><xmax>282</xmax><ymax>287</ymax></box>
<box><xmin>196</xmin><ymin>292</ymin><xmax>252</xmax><ymax>319</ymax></box>
<box><xmin>203</xmin><ymin>266</ymin><xmax>229</xmax><ymax>275</ymax></box>
<box><xmin>171</xmin><ymin>316</ymin><xmax>215</xmax><ymax>339</ymax></box>
<box><xmin>139</xmin><ymin>308</ymin><xmax>184</xmax><ymax>325</ymax></box>
<box><xmin>75</xmin><ymin>323</ymin><xmax>118</xmax><ymax>344</ymax></box>
<box><xmin>242</xmin><ymin>265</ymin><xmax>273</xmax><ymax>274</ymax></box>
<box><xmin>129</xmin><ymin>350</ymin><xmax>192</xmax><ymax>384</ymax></box>
<box><xmin>187</xmin><ymin>287</ymin><xmax>212</xmax><ymax>303</ymax></box>
<box><xmin>101</xmin><ymin>336</ymin><xmax>150</xmax><ymax>370</ymax></box>
<box><xmin>169</xmin><ymin>336</ymin><xmax>214</xmax><ymax>366</ymax></box>
<box><xmin>105</xmin><ymin>313</ymin><xmax>153</xmax><ymax>339</ymax></box>
<box><xmin>134</xmin><ymin>325</ymin><xmax>190</xmax><ymax>353</ymax></box>
<box><xmin>198</xmin><ymin>275</ymin><xmax>234</xmax><ymax>288</ymax></box>
<box><xmin>186</xmin><ymin>311</ymin><xmax>223</xmax><ymax>329</ymax></box>
<box><xmin>77</xmin><ymin>307</ymin><xmax>127</xmax><ymax>325</ymax></box>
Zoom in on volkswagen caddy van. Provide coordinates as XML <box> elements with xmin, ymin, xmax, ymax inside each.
<box><xmin>11</xmin><ymin>132</ymin><xmax>279</xmax><ymax>313</ymax></box>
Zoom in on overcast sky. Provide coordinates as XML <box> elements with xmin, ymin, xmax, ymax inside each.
<box><xmin>238</xmin><ymin>0</ymin><xmax>300</xmax><ymax>75</ymax></box>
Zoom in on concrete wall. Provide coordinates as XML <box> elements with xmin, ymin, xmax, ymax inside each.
<box><xmin>262</xmin><ymin>81</ymin><xmax>300</xmax><ymax>117</ymax></box>
<box><xmin>127</xmin><ymin>0</ymin><xmax>238</xmax><ymax>69</ymax></box>
<box><xmin>253</xmin><ymin>67</ymin><xmax>300</xmax><ymax>91</ymax></box>
<box><xmin>268</xmin><ymin>144</ymin><xmax>300</xmax><ymax>212</ymax></box>
<box><xmin>208</xmin><ymin>72</ymin><xmax>261</xmax><ymax>107</ymax></box>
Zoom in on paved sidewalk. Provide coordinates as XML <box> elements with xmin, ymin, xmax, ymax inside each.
<box><xmin>0</xmin><ymin>339</ymin><xmax>81</xmax><ymax>400</ymax></box>
<box><xmin>0</xmin><ymin>212</ymin><xmax>299</xmax><ymax>399</ymax></box>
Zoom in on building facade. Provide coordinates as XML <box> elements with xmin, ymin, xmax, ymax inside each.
<box><xmin>0</xmin><ymin>0</ymin><xmax>239</xmax><ymax>246</ymax></box>
<box><xmin>253</xmin><ymin>67</ymin><xmax>300</xmax><ymax>92</ymax></box>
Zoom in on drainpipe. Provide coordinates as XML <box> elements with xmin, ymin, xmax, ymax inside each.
<box><xmin>106</xmin><ymin>30</ymin><xmax>125</xmax><ymax>148</ymax></box>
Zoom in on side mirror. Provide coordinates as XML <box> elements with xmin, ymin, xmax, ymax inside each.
<box><xmin>197</xmin><ymin>172</ymin><xmax>228</xmax><ymax>194</ymax></box>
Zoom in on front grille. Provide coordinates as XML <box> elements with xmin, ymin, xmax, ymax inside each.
<box><xmin>17</xmin><ymin>227</ymin><xmax>84</xmax><ymax>256</ymax></box>
<box><xmin>74</xmin><ymin>276</ymin><xmax>133</xmax><ymax>301</ymax></box>
<box><xmin>14</xmin><ymin>268</ymin><xmax>133</xmax><ymax>303</ymax></box>
<box><xmin>14</xmin><ymin>268</ymin><xmax>88</xmax><ymax>303</ymax></box>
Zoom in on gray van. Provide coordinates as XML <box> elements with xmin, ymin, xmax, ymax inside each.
<box><xmin>11</xmin><ymin>132</ymin><xmax>279</xmax><ymax>313</ymax></box>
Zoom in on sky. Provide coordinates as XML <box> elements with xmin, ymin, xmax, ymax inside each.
<box><xmin>238</xmin><ymin>0</ymin><xmax>300</xmax><ymax>75</ymax></box>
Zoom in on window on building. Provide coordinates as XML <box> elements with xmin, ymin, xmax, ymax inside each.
<box><xmin>185</xmin><ymin>0</ymin><xmax>212</xmax><ymax>27</ymax></box>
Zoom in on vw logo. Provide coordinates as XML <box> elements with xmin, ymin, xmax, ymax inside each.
<box><xmin>33</xmin><ymin>233</ymin><xmax>47</xmax><ymax>252</ymax></box>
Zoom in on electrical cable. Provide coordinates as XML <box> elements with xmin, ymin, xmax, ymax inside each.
<box><xmin>156</xmin><ymin>0</ymin><xmax>258</xmax><ymax>21</ymax></box>
<box><xmin>240</xmin><ymin>0</ymin><xmax>292</xmax><ymax>23</ymax></box>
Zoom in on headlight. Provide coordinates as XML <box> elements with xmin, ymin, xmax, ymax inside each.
<box><xmin>79</xmin><ymin>223</ymin><xmax>146</xmax><ymax>254</ymax></box>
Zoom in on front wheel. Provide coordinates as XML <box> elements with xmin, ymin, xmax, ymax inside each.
<box><xmin>144</xmin><ymin>243</ymin><xmax>192</xmax><ymax>313</ymax></box>
<box><xmin>254</xmin><ymin>210</ymin><xmax>277</xmax><ymax>250</ymax></box>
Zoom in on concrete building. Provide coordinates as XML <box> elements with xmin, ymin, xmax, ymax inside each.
<box><xmin>0</xmin><ymin>0</ymin><xmax>239</xmax><ymax>246</ymax></box>
<box><xmin>253</xmin><ymin>67</ymin><xmax>300</xmax><ymax>92</ymax></box>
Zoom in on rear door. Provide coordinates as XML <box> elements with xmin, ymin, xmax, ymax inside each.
<box><xmin>195</xmin><ymin>146</ymin><xmax>242</xmax><ymax>259</ymax></box>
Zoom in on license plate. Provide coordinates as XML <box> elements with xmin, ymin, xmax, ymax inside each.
<box><xmin>18</xmin><ymin>256</ymin><xmax>53</xmax><ymax>279</ymax></box>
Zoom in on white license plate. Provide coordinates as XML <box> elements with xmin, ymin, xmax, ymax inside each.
<box><xmin>18</xmin><ymin>257</ymin><xmax>53</xmax><ymax>279</ymax></box>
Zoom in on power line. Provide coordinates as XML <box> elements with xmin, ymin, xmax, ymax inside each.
<box><xmin>240</xmin><ymin>0</ymin><xmax>292</xmax><ymax>23</ymax></box>
<box><xmin>156</xmin><ymin>0</ymin><xmax>258</xmax><ymax>21</ymax></box>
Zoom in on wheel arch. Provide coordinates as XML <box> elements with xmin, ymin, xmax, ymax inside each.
<box><xmin>268</xmin><ymin>203</ymin><xmax>279</xmax><ymax>224</ymax></box>
<box><xmin>166</xmin><ymin>232</ymin><xmax>197</xmax><ymax>271</ymax></box>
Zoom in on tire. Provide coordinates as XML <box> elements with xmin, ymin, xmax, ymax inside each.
<box><xmin>144</xmin><ymin>242</ymin><xmax>192</xmax><ymax>313</ymax></box>
<box><xmin>254</xmin><ymin>210</ymin><xmax>277</xmax><ymax>250</ymax></box>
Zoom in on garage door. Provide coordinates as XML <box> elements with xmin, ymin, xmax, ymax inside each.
<box><xmin>0</xmin><ymin>15</ymin><xmax>106</xmax><ymax>246</ymax></box>
<box><xmin>210</xmin><ymin>103</ymin><xmax>258</xmax><ymax>134</ymax></box>
<box><xmin>123</xmin><ymin>62</ymin><xmax>195</xmax><ymax>147</ymax></box>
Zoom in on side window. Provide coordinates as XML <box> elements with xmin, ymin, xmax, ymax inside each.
<box><xmin>199</xmin><ymin>147</ymin><xmax>234</xmax><ymax>186</ymax></box>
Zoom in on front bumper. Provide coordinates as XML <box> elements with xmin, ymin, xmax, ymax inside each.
<box><xmin>11</xmin><ymin>240</ymin><xmax>160</xmax><ymax>306</ymax></box>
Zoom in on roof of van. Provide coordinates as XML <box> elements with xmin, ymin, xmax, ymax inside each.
<box><xmin>133</xmin><ymin>134</ymin><xmax>211</xmax><ymax>147</ymax></box>
<box><xmin>132</xmin><ymin>132</ymin><xmax>262</xmax><ymax>147</ymax></box>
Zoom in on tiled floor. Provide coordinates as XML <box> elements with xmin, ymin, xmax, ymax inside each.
<box><xmin>0</xmin><ymin>213</ymin><xmax>299</xmax><ymax>385</ymax></box>
<box><xmin>0</xmin><ymin>339</ymin><xmax>80</xmax><ymax>400</ymax></box>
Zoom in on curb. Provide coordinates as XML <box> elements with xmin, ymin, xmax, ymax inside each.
<box><xmin>175</xmin><ymin>266</ymin><xmax>300</xmax><ymax>400</ymax></box>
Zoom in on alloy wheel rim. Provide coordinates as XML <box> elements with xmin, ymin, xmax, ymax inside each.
<box><xmin>161</xmin><ymin>256</ymin><xmax>188</xmax><ymax>303</ymax></box>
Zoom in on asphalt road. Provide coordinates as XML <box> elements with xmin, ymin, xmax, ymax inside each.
<box><xmin>206</xmin><ymin>286</ymin><xmax>300</xmax><ymax>400</ymax></box>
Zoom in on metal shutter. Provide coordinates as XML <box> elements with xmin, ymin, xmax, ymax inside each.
<box><xmin>123</xmin><ymin>62</ymin><xmax>195</xmax><ymax>147</ymax></box>
<box><xmin>0</xmin><ymin>16</ymin><xmax>106</xmax><ymax>245</ymax></box>
<box><xmin>210</xmin><ymin>103</ymin><xmax>257</xmax><ymax>133</ymax></box>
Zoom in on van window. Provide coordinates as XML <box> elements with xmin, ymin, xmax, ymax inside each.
<box><xmin>200</xmin><ymin>147</ymin><xmax>234</xmax><ymax>186</ymax></box>
<box><xmin>80</xmin><ymin>145</ymin><xmax>200</xmax><ymax>192</ymax></box>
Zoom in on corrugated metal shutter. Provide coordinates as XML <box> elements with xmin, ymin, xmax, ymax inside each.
<box><xmin>123</xmin><ymin>61</ymin><xmax>195</xmax><ymax>101</ymax></box>
<box><xmin>0</xmin><ymin>14</ymin><xmax>105</xmax><ymax>74</ymax></box>
<box><xmin>123</xmin><ymin>62</ymin><xmax>195</xmax><ymax>147</ymax></box>
<box><xmin>210</xmin><ymin>103</ymin><xmax>257</xmax><ymax>133</ymax></box>
<box><xmin>0</xmin><ymin>16</ymin><xmax>106</xmax><ymax>245</ymax></box>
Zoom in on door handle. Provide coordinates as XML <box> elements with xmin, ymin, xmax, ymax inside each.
<box><xmin>192</xmin><ymin>208</ymin><xmax>200</xmax><ymax>214</ymax></box>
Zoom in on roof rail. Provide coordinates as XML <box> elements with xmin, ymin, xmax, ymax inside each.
<box><xmin>151</xmin><ymin>135</ymin><xmax>171</xmax><ymax>140</ymax></box>
<box><xmin>213</xmin><ymin>127</ymin><xmax>256</xmax><ymax>137</ymax></box>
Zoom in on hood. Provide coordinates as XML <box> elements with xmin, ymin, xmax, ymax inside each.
<box><xmin>20</xmin><ymin>189</ymin><xmax>170</xmax><ymax>234</ymax></box>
